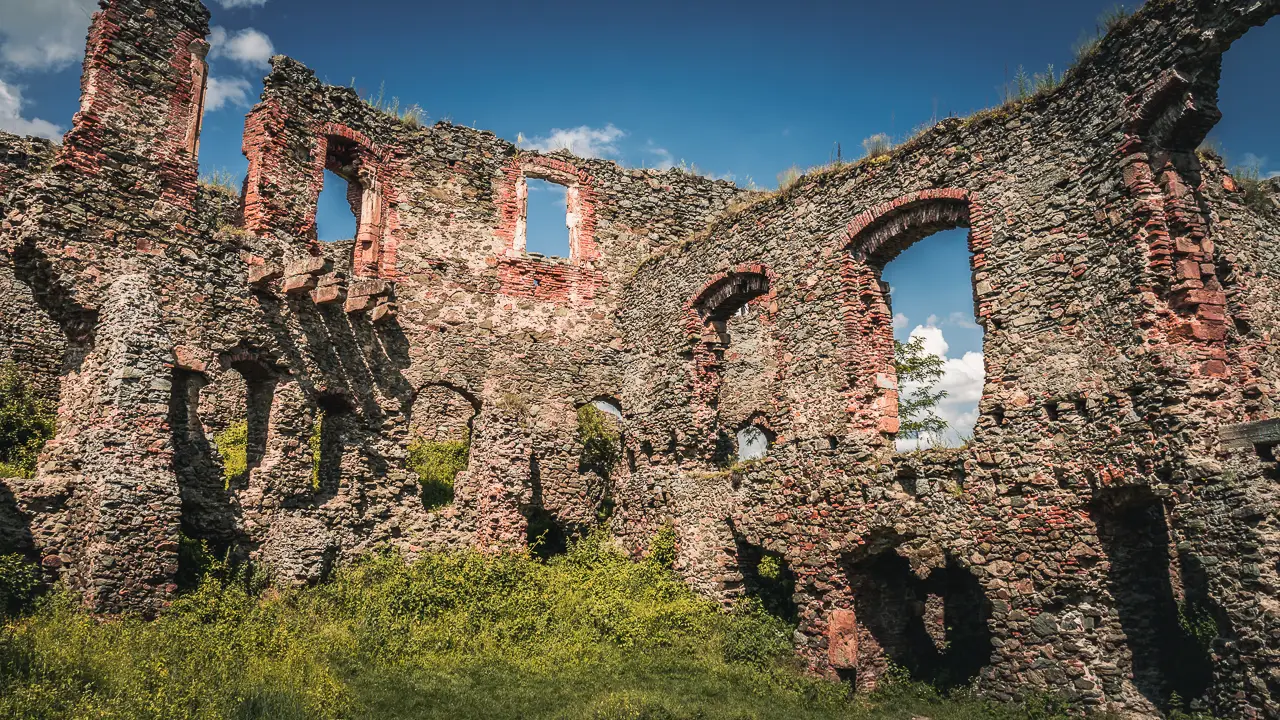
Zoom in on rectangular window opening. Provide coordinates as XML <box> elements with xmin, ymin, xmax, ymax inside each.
<box><xmin>523</xmin><ymin>178</ymin><xmax>571</xmax><ymax>259</ymax></box>
<box><xmin>317</xmin><ymin>169</ymin><xmax>359</xmax><ymax>242</ymax></box>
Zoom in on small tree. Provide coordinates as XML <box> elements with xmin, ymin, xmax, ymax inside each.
<box><xmin>894</xmin><ymin>337</ymin><xmax>948</xmax><ymax>442</ymax></box>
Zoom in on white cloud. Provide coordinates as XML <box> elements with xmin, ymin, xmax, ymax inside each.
<box><xmin>209</xmin><ymin>27</ymin><xmax>274</xmax><ymax>69</ymax></box>
<box><xmin>0</xmin><ymin>79</ymin><xmax>63</xmax><ymax>140</ymax></box>
<box><xmin>897</xmin><ymin>323</ymin><xmax>985</xmax><ymax>451</ymax></box>
<box><xmin>214</xmin><ymin>0</ymin><xmax>269</xmax><ymax>7</ymax></box>
<box><xmin>892</xmin><ymin>313</ymin><xmax>909</xmax><ymax>330</ymax></box>
<box><xmin>0</xmin><ymin>0</ymin><xmax>97</xmax><ymax>72</ymax></box>
<box><xmin>646</xmin><ymin>142</ymin><xmax>675</xmax><ymax>171</ymax></box>
<box><xmin>519</xmin><ymin>124</ymin><xmax>625</xmax><ymax>159</ymax></box>
<box><xmin>204</xmin><ymin>76</ymin><xmax>252</xmax><ymax>112</ymax></box>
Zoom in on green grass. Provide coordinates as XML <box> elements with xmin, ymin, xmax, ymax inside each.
<box><xmin>0</xmin><ymin>533</ymin><xmax>1096</xmax><ymax>720</ymax></box>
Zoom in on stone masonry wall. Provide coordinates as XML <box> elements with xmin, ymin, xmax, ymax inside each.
<box><xmin>0</xmin><ymin>0</ymin><xmax>1278</xmax><ymax>717</ymax></box>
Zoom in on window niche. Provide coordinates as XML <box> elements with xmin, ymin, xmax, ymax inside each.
<box><xmin>406</xmin><ymin>384</ymin><xmax>479</xmax><ymax>510</ymax></box>
<box><xmin>316</xmin><ymin>134</ymin><xmax>385</xmax><ymax>276</ymax></box>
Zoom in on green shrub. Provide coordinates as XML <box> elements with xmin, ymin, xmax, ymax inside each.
<box><xmin>577</xmin><ymin>405</ymin><xmax>620</xmax><ymax>480</ymax></box>
<box><xmin>0</xmin><ymin>553</ymin><xmax>38</xmax><ymax>615</ymax></box>
<box><xmin>646</xmin><ymin>524</ymin><xmax>678</xmax><ymax>570</ymax></box>
<box><xmin>408</xmin><ymin>432</ymin><xmax>469</xmax><ymax>509</ymax></box>
<box><xmin>214</xmin><ymin>420</ymin><xmax>249</xmax><ymax>487</ymax></box>
<box><xmin>0</xmin><ymin>363</ymin><xmax>55</xmax><ymax>479</ymax></box>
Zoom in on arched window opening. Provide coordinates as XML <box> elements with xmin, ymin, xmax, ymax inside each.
<box><xmin>316</xmin><ymin>169</ymin><xmax>358</xmax><ymax>242</ymax></box>
<box><xmin>205</xmin><ymin>361</ymin><xmax>276</xmax><ymax>489</ymax></box>
<box><xmin>844</xmin><ymin>193</ymin><xmax>986</xmax><ymax>451</ymax></box>
<box><xmin>688</xmin><ymin>270</ymin><xmax>773</xmax><ymax>461</ymax></box>
<box><xmin>736</xmin><ymin>425</ymin><xmax>770</xmax><ymax>462</ymax></box>
<box><xmin>170</xmin><ymin>367</ymin><xmax>246</xmax><ymax>587</ymax></box>
<box><xmin>1091</xmin><ymin>490</ymin><xmax>1216</xmax><ymax>712</ymax></box>
<box><xmin>407</xmin><ymin>384</ymin><xmax>478</xmax><ymax>510</ymax></box>
<box><xmin>844</xmin><ymin>546</ymin><xmax>992</xmax><ymax>690</ymax></box>
<box><xmin>881</xmin><ymin>229</ymin><xmax>985</xmax><ymax>450</ymax></box>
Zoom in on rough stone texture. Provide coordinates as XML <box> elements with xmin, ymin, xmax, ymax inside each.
<box><xmin>1</xmin><ymin>0</ymin><xmax>1280</xmax><ymax>716</ymax></box>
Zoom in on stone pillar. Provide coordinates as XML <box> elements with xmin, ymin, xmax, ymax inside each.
<box><xmin>29</xmin><ymin>275</ymin><xmax>181</xmax><ymax>615</ymax></box>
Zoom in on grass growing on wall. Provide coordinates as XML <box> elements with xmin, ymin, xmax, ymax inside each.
<box><xmin>0</xmin><ymin>531</ymin><xmax>1099</xmax><ymax>720</ymax></box>
<box><xmin>213</xmin><ymin>420</ymin><xmax>249</xmax><ymax>487</ymax></box>
<box><xmin>310</xmin><ymin>410</ymin><xmax>325</xmax><ymax>490</ymax></box>
<box><xmin>0</xmin><ymin>363</ymin><xmax>55</xmax><ymax>479</ymax></box>
<box><xmin>407</xmin><ymin>432</ymin><xmax>469</xmax><ymax>509</ymax></box>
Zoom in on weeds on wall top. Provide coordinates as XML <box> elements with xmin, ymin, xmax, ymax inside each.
<box><xmin>360</xmin><ymin>80</ymin><xmax>426</xmax><ymax>129</ymax></box>
<box><xmin>0</xmin><ymin>363</ymin><xmax>55</xmax><ymax>479</ymax></box>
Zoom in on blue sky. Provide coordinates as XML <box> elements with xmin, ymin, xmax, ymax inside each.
<box><xmin>1</xmin><ymin>0</ymin><xmax>1275</xmax><ymax>444</ymax></box>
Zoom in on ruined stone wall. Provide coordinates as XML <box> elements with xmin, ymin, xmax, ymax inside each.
<box><xmin>1</xmin><ymin>0</ymin><xmax>1279</xmax><ymax>717</ymax></box>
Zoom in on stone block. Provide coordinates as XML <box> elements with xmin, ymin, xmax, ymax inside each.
<box><xmin>282</xmin><ymin>274</ymin><xmax>318</xmax><ymax>294</ymax></box>
<box><xmin>248</xmin><ymin>262</ymin><xmax>282</xmax><ymax>285</ymax></box>
<box><xmin>344</xmin><ymin>294</ymin><xmax>378</xmax><ymax>313</ymax></box>
<box><xmin>828</xmin><ymin>609</ymin><xmax>858</xmax><ymax>669</ymax></box>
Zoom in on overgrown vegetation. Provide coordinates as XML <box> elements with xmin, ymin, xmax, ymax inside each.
<box><xmin>0</xmin><ymin>532</ymin><xmax>1100</xmax><ymax>719</ymax></box>
<box><xmin>1232</xmin><ymin>161</ymin><xmax>1277</xmax><ymax>216</ymax></box>
<box><xmin>0</xmin><ymin>552</ymin><xmax>38</xmax><ymax>615</ymax></box>
<box><xmin>861</xmin><ymin>133</ymin><xmax>892</xmax><ymax>161</ymax></box>
<box><xmin>407</xmin><ymin>432</ymin><xmax>469</xmax><ymax>509</ymax></box>
<box><xmin>894</xmin><ymin>337</ymin><xmax>948</xmax><ymax>443</ymax></box>
<box><xmin>198</xmin><ymin>169</ymin><xmax>240</xmax><ymax>196</ymax></box>
<box><xmin>213</xmin><ymin>420</ymin><xmax>249</xmax><ymax>487</ymax></box>
<box><xmin>0</xmin><ymin>363</ymin><xmax>56</xmax><ymax>479</ymax></box>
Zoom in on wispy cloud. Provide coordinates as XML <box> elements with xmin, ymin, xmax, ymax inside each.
<box><xmin>1241</xmin><ymin>152</ymin><xmax>1280</xmax><ymax>180</ymax></box>
<box><xmin>209</xmin><ymin>27</ymin><xmax>274</xmax><ymax>69</ymax></box>
<box><xmin>214</xmin><ymin>0</ymin><xmax>270</xmax><ymax>8</ymax></box>
<box><xmin>204</xmin><ymin>76</ymin><xmax>253</xmax><ymax>112</ymax></box>
<box><xmin>645</xmin><ymin>141</ymin><xmax>675</xmax><ymax>170</ymax></box>
<box><xmin>0</xmin><ymin>79</ymin><xmax>63</xmax><ymax>140</ymax></box>
<box><xmin>0</xmin><ymin>0</ymin><xmax>96</xmax><ymax>72</ymax></box>
<box><xmin>518</xmin><ymin>124</ymin><xmax>625</xmax><ymax>159</ymax></box>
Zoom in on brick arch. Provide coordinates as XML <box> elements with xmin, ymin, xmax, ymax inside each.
<box><xmin>683</xmin><ymin>264</ymin><xmax>778</xmax><ymax>456</ymax></box>
<box><xmin>838</xmin><ymin>189</ymin><xmax>994</xmax><ymax>438</ymax></box>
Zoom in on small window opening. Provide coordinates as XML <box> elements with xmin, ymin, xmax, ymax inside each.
<box><xmin>523</xmin><ymin>178</ymin><xmax>572</xmax><ymax>258</ymax></box>
<box><xmin>736</xmin><ymin>425</ymin><xmax>769</xmax><ymax>462</ymax></box>
<box><xmin>313</xmin><ymin>394</ymin><xmax>353</xmax><ymax>495</ymax></box>
<box><xmin>317</xmin><ymin>169</ymin><xmax>359</xmax><ymax>242</ymax></box>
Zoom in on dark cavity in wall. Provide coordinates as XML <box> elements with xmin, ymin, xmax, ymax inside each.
<box><xmin>169</xmin><ymin>368</ymin><xmax>238</xmax><ymax>582</ymax></box>
<box><xmin>314</xmin><ymin>393</ymin><xmax>354</xmax><ymax>497</ymax></box>
<box><xmin>733</xmin><ymin>534</ymin><xmax>799</xmax><ymax>623</ymax></box>
<box><xmin>525</xmin><ymin>454</ymin><xmax>570</xmax><ymax>559</ymax></box>
<box><xmin>846</xmin><ymin>548</ymin><xmax>992</xmax><ymax>689</ymax></box>
<box><xmin>1092</xmin><ymin>490</ymin><xmax>1215</xmax><ymax>710</ymax></box>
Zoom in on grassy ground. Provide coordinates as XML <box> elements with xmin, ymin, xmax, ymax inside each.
<box><xmin>0</xmin><ymin>532</ymin><xmax>1089</xmax><ymax>720</ymax></box>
